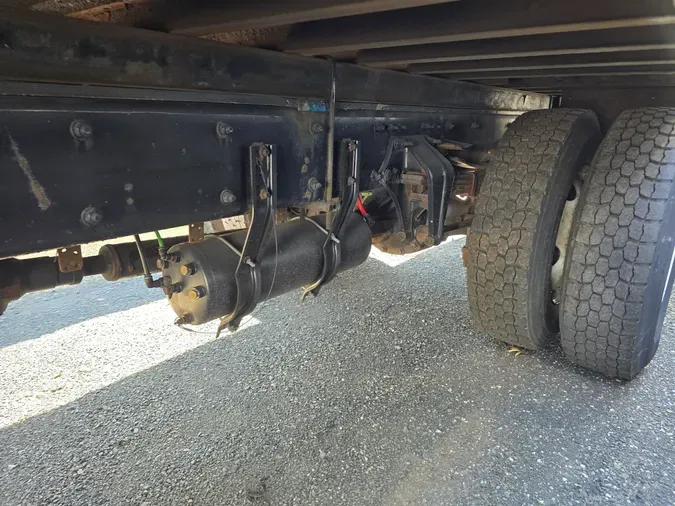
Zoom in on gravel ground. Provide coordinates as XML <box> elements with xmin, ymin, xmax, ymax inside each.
<box><xmin>0</xmin><ymin>238</ymin><xmax>674</xmax><ymax>505</ymax></box>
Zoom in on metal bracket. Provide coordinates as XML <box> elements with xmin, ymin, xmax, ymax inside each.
<box><xmin>57</xmin><ymin>245</ymin><xmax>83</xmax><ymax>273</ymax></box>
<box><xmin>217</xmin><ymin>143</ymin><xmax>276</xmax><ymax>336</ymax></box>
<box><xmin>404</xmin><ymin>136</ymin><xmax>455</xmax><ymax>245</ymax></box>
<box><xmin>188</xmin><ymin>223</ymin><xmax>205</xmax><ymax>243</ymax></box>
<box><xmin>302</xmin><ymin>139</ymin><xmax>360</xmax><ymax>300</ymax></box>
<box><xmin>374</xmin><ymin>136</ymin><xmax>454</xmax><ymax>246</ymax></box>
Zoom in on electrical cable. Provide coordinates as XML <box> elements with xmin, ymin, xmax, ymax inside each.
<box><xmin>356</xmin><ymin>194</ymin><xmax>367</xmax><ymax>216</ymax></box>
<box><xmin>154</xmin><ymin>231</ymin><xmax>165</xmax><ymax>248</ymax></box>
<box><xmin>134</xmin><ymin>234</ymin><xmax>159</xmax><ymax>288</ymax></box>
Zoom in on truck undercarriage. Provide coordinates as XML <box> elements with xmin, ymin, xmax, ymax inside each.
<box><xmin>1</xmin><ymin>0</ymin><xmax>675</xmax><ymax>380</ymax></box>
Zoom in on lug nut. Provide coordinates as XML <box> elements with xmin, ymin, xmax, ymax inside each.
<box><xmin>176</xmin><ymin>313</ymin><xmax>194</xmax><ymax>325</ymax></box>
<box><xmin>188</xmin><ymin>287</ymin><xmax>206</xmax><ymax>300</ymax></box>
<box><xmin>180</xmin><ymin>264</ymin><xmax>196</xmax><ymax>276</ymax></box>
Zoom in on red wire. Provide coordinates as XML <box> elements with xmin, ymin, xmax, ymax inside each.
<box><xmin>356</xmin><ymin>195</ymin><xmax>368</xmax><ymax>216</ymax></box>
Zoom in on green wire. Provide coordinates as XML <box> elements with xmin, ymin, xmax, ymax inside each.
<box><xmin>154</xmin><ymin>231</ymin><xmax>165</xmax><ymax>248</ymax></box>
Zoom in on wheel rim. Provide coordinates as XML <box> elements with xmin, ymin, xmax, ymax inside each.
<box><xmin>551</xmin><ymin>180</ymin><xmax>581</xmax><ymax>305</ymax></box>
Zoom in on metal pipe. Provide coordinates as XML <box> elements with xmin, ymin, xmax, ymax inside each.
<box><xmin>324</xmin><ymin>58</ymin><xmax>337</xmax><ymax>229</ymax></box>
<box><xmin>0</xmin><ymin>236</ymin><xmax>188</xmax><ymax>314</ymax></box>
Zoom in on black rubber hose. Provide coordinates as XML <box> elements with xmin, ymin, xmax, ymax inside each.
<box><xmin>134</xmin><ymin>234</ymin><xmax>159</xmax><ymax>289</ymax></box>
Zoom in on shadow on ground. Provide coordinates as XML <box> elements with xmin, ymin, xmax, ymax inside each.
<box><xmin>0</xmin><ymin>241</ymin><xmax>673</xmax><ymax>505</ymax></box>
<box><xmin>0</xmin><ymin>276</ymin><xmax>165</xmax><ymax>348</ymax></box>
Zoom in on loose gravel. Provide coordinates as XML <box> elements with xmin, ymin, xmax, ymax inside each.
<box><xmin>0</xmin><ymin>239</ymin><xmax>674</xmax><ymax>505</ymax></box>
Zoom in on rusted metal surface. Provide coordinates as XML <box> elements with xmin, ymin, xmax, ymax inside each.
<box><xmin>57</xmin><ymin>245</ymin><xmax>83</xmax><ymax>273</ymax></box>
<box><xmin>188</xmin><ymin>223</ymin><xmax>205</xmax><ymax>244</ymax></box>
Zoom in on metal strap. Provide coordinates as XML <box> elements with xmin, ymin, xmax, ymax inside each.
<box><xmin>216</xmin><ymin>143</ymin><xmax>276</xmax><ymax>336</ymax></box>
<box><xmin>301</xmin><ymin>139</ymin><xmax>360</xmax><ymax>300</ymax></box>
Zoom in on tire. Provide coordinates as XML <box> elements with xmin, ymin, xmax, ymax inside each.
<box><xmin>560</xmin><ymin>108</ymin><xmax>675</xmax><ymax>380</ymax></box>
<box><xmin>467</xmin><ymin>109</ymin><xmax>601</xmax><ymax>349</ymax></box>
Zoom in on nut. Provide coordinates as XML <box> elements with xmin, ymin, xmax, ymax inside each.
<box><xmin>424</xmin><ymin>236</ymin><xmax>436</xmax><ymax>247</ymax></box>
<box><xmin>80</xmin><ymin>206</ymin><xmax>103</xmax><ymax>227</ymax></box>
<box><xmin>70</xmin><ymin>120</ymin><xmax>92</xmax><ymax>141</ymax></box>
<box><xmin>180</xmin><ymin>264</ymin><xmax>196</xmax><ymax>276</ymax></box>
<box><xmin>176</xmin><ymin>313</ymin><xmax>194</xmax><ymax>325</ymax></box>
<box><xmin>307</xmin><ymin>177</ymin><xmax>322</xmax><ymax>192</ymax></box>
<box><xmin>216</xmin><ymin>121</ymin><xmax>233</xmax><ymax>139</ymax></box>
<box><xmin>188</xmin><ymin>287</ymin><xmax>205</xmax><ymax>300</ymax></box>
<box><xmin>220</xmin><ymin>189</ymin><xmax>236</xmax><ymax>204</ymax></box>
<box><xmin>258</xmin><ymin>188</ymin><xmax>269</xmax><ymax>200</ymax></box>
<box><xmin>396</xmin><ymin>231</ymin><xmax>407</xmax><ymax>242</ymax></box>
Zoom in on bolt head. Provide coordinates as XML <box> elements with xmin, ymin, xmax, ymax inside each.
<box><xmin>180</xmin><ymin>264</ymin><xmax>196</xmax><ymax>276</ymax></box>
<box><xmin>188</xmin><ymin>288</ymin><xmax>203</xmax><ymax>300</ymax></box>
<box><xmin>396</xmin><ymin>231</ymin><xmax>407</xmax><ymax>242</ymax></box>
<box><xmin>70</xmin><ymin>120</ymin><xmax>92</xmax><ymax>140</ymax></box>
<box><xmin>216</xmin><ymin>121</ymin><xmax>232</xmax><ymax>139</ymax></box>
<box><xmin>176</xmin><ymin>313</ymin><xmax>194</xmax><ymax>325</ymax></box>
<box><xmin>220</xmin><ymin>189</ymin><xmax>236</xmax><ymax>204</ymax></box>
<box><xmin>307</xmin><ymin>178</ymin><xmax>322</xmax><ymax>192</ymax></box>
<box><xmin>424</xmin><ymin>236</ymin><xmax>436</xmax><ymax>247</ymax></box>
<box><xmin>258</xmin><ymin>188</ymin><xmax>269</xmax><ymax>200</ymax></box>
<box><xmin>80</xmin><ymin>206</ymin><xmax>102</xmax><ymax>227</ymax></box>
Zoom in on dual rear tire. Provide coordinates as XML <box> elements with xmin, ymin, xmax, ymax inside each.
<box><xmin>467</xmin><ymin>107</ymin><xmax>675</xmax><ymax>380</ymax></box>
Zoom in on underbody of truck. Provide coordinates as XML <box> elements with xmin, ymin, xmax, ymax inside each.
<box><xmin>1</xmin><ymin>0</ymin><xmax>675</xmax><ymax>380</ymax></box>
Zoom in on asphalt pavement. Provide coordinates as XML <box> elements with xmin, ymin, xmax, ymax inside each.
<box><xmin>0</xmin><ymin>238</ymin><xmax>674</xmax><ymax>505</ymax></box>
